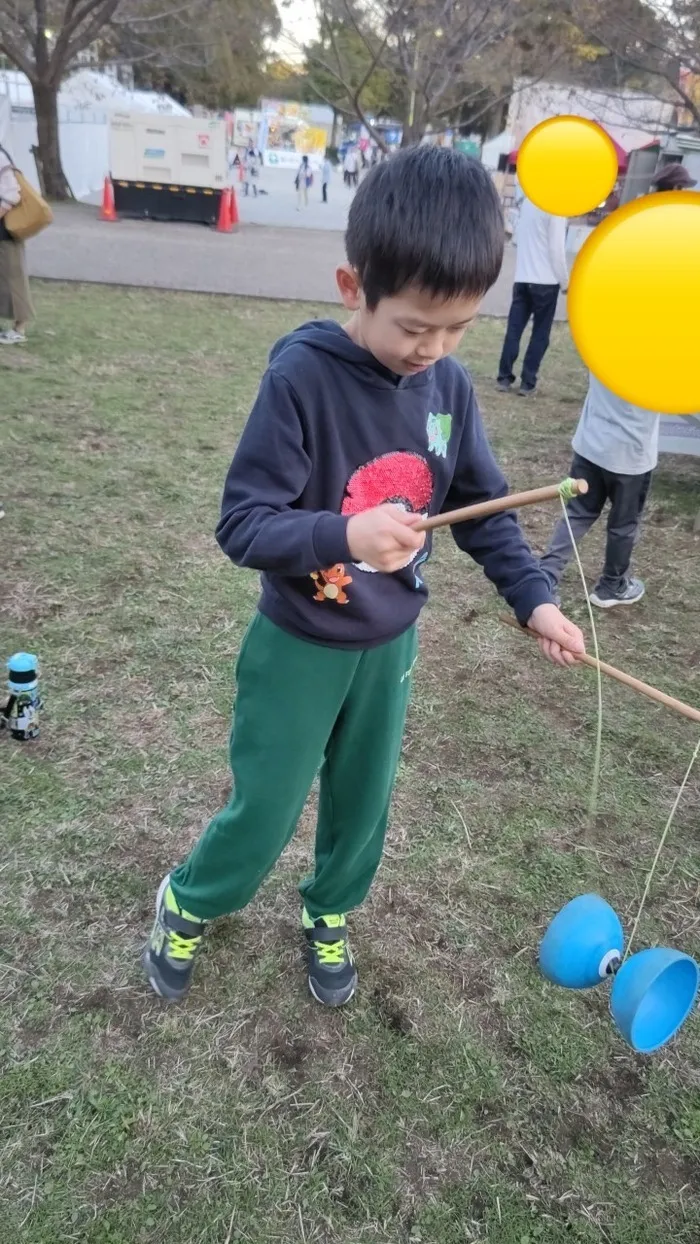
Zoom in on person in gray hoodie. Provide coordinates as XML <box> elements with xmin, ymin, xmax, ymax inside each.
<box><xmin>540</xmin><ymin>373</ymin><xmax>659</xmax><ymax>608</ymax></box>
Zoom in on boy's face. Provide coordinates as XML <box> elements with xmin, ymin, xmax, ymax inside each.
<box><xmin>338</xmin><ymin>266</ymin><xmax>481</xmax><ymax>376</ymax></box>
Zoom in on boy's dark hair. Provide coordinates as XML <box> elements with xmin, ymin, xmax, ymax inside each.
<box><xmin>345</xmin><ymin>145</ymin><xmax>504</xmax><ymax>308</ymax></box>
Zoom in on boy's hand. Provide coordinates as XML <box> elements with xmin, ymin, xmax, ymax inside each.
<box><xmin>346</xmin><ymin>504</ymin><xmax>425</xmax><ymax>573</ymax></box>
<box><xmin>527</xmin><ymin>603</ymin><xmax>585</xmax><ymax>669</ymax></box>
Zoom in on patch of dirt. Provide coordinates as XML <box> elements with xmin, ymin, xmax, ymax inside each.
<box><xmin>0</xmin><ymin>350</ymin><xmax>36</xmax><ymax>370</ymax></box>
<box><xmin>232</xmin><ymin>1005</ymin><xmax>327</xmax><ymax>1084</ymax></box>
<box><xmin>182</xmin><ymin>531</ymin><xmax>220</xmax><ymax>557</ymax></box>
<box><xmin>653</xmin><ymin>1147</ymin><xmax>700</xmax><ymax>1190</ymax></box>
<box><xmin>60</xmin><ymin>984</ymin><xmax>146</xmax><ymax>1040</ymax></box>
<box><xmin>76</xmin><ymin>431</ymin><xmax>115</xmax><ymax>454</ymax></box>
<box><xmin>586</xmin><ymin>1061</ymin><xmax>646</xmax><ymax>1101</ymax></box>
<box><xmin>263</xmin><ymin>1030</ymin><xmax>313</xmax><ymax>1072</ymax></box>
<box><xmin>0</xmin><ymin>578</ymin><xmax>66</xmax><ymax>624</ymax></box>
<box><xmin>399</xmin><ymin>1134</ymin><xmax>474</xmax><ymax>1203</ymax></box>
<box><xmin>370</xmin><ymin>982</ymin><xmax>415</xmax><ymax>1036</ymax></box>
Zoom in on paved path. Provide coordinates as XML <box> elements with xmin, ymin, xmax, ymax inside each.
<box><xmin>27</xmin><ymin>199</ymin><xmax>567</xmax><ymax>319</ymax></box>
<box><xmin>28</xmin><ymin>204</ymin><xmax>348</xmax><ymax>303</ymax></box>
<box><xmin>79</xmin><ymin>167</ymin><xmax>355</xmax><ymax>232</ymax></box>
<box><xmin>236</xmin><ymin>166</ymin><xmax>354</xmax><ymax>232</ymax></box>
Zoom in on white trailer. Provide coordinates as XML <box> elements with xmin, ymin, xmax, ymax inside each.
<box><xmin>109</xmin><ymin>111</ymin><xmax>228</xmax><ymax>225</ymax></box>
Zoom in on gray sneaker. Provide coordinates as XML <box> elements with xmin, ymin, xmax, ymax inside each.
<box><xmin>495</xmin><ymin>378</ymin><xmax>513</xmax><ymax>392</ymax></box>
<box><xmin>302</xmin><ymin>909</ymin><xmax>357</xmax><ymax>1007</ymax></box>
<box><xmin>142</xmin><ymin>875</ymin><xmax>206</xmax><ymax>1001</ymax></box>
<box><xmin>590</xmin><ymin>578</ymin><xmax>645</xmax><ymax>608</ymax></box>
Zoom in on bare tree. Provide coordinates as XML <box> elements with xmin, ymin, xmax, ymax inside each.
<box><xmin>569</xmin><ymin>0</ymin><xmax>699</xmax><ymax>128</ymax></box>
<box><xmin>113</xmin><ymin>0</ymin><xmax>280</xmax><ymax>110</ymax></box>
<box><xmin>0</xmin><ymin>0</ymin><xmax>274</xmax><ymax>199</ymax></box>
<box><xmin>386</xmin><ymin>0</ymin><xmax>529</xmax><ymax>145</ymax></box>
<box><xmin>303</xmin><ymin>0</ymin><xmax>580</xmax><ymax>148</ymax></box>
<box><xmin>0</xmin><ymin>1</ymin><xmax>125</xmax><ymax>197</ymax></box>
<box><xmin>303</xmin><ymin>1</ymin><xmax>399</xmax><ymax>149</ymax></box>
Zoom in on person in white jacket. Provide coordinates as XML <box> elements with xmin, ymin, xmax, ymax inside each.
<box><xmin>496</xmin><ymin>198</ymin><xmax>568</xmax><ymax>396</ymax></box>
<box><xmin>0</xmin><ymin>144</ymin><xmax>33</xmax><ymax>344</ymax></box>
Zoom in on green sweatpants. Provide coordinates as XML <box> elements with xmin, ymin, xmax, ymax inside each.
<box><xmin>169</xmin><ymin>613</ymin><xmax>417</xmax><ymax>921</ymax></box>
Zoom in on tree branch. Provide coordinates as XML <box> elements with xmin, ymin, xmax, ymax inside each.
<box><xmin>0</xmin><ymin>23</ymin><xmax>36</xmax><ymax>79</ymax></box>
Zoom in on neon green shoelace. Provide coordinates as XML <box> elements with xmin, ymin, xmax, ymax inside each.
<box><xmin>304</xmin><ymin>911</ymin><xmax>348</xmax><ymax>967</ymax></box>
<box><xmin>313</xmin><ymin>937</ymin><xmax>347</xmax><ymax>967</ymax></box>
<box><xmin>167</xmin><ymin>929</ymin><xmax>203</xmax><ymax>962</ymax></box>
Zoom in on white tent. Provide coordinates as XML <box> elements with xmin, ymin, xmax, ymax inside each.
<box><xmin>0</xmin><ymin>67</ymin><xmax>189</xmax><ymax>117</ymax></box>
<box><xmin>59</xmin><ymin>69</ymin><xmax>190</xmax><ymax>116</ymax></box>
<box><xmin>0</xmin><ymin>68</ymin><xmax>189</xmax><ymax>199</ymax></box>
<box><xmin>506</xmin><ymin>78</ymin><xmax>673</xmax><ymax>151</ymax></box>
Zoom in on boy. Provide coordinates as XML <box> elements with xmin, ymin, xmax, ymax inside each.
<box><xmin>540</xmin><ymin>373</ymin><xmax>659</xmax><ymax>607</ymax></box>
<box><xmin>142</xmin><ymin>147</ymin><xmax>584</xmax><ymax>1009</ymax></box>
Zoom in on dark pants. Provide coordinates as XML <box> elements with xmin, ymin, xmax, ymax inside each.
<box><xmin>540</xmin><ymin>453</ymin><xmax>652</xmax><ymax>591</ymax></box>
<box><xmin>322</xmin><ymin>182</ymin><xmax>328</xmax><ymax>203</ymax></box>
<box><xmin>498</xmin><ymin>282</ymin><xmax>560</xmax><ymax>390</ymax></box>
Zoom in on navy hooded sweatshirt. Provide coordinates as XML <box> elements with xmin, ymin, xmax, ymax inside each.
<box><xmin>216</xmin><ymin>320</ymin><xmax>553</xmax><ymax>649</ymax></box>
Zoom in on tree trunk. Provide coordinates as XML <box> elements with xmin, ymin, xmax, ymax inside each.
<box><xmin>401</xmin><ymin>115</ymin><xmax>424</xmax><ymax>147</ymax></box>
<box><xmin>32</xmin><ymin>80</ymin><xmax>73</xmax><ymax>201</ymax></box>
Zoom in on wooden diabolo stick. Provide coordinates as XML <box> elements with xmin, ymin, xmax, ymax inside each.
<box><xmin>415</xmin><ymin>479</ymin><xmax>589</xmax><ymax>533</ymax></box>
<box><xmin>500</xmin><ymin>614</ymin><xmax>700</xmax><ymax>726</ymax></box>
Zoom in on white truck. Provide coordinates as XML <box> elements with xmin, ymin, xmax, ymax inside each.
<box><xmin>109</xmin><ymin>112</ymin><xmax>228</xmax><ymax>225</ymax></box>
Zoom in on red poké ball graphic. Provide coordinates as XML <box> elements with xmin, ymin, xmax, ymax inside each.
<box><xmin>341</xmin><ymin>451</ymin><xmax>433</xmax><ymax>572</ymax></box>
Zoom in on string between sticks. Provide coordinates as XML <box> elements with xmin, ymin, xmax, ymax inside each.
<box><xmin>555</xmin><ymin>480</ymin><xmax>699</xmax><ymax>957</ymax></box>
<box><xmin>557</xmin><ymin>487</ymin><xmax>603</xmax><ymax>821</ymax></box>
<box><xmin>623</xmin><ymin>736</ymin><xmax>700</xmax><ymax>962</ymax></box>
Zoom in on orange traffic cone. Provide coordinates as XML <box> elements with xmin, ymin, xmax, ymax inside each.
<box><xmin>99</xmin><ymin>176</ymin><xmax>117</xmax><ymax>222</ymax></box>
<box><xmin>216</xmin><ymin>187</ymin><xmax>233</xmax><ymax>233</ymax></box>
<box><xmin>229</xmin><ymin>187</ymin><xmax>239</xmax><ymax>229</ymax></box>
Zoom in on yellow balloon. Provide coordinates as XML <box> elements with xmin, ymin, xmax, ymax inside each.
<box><xmin>518</xmin><ymin>116</ymin><xmax>618</xmax><ymax>217</ymax></box>
<box><xmin>568</xmin><ymin>191</ymin><xmax>700</xmax><ymax>415</ymax></box>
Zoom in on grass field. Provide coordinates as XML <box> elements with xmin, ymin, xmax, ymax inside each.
<box><xmin>1</xmin><ymin>282</ymin><xmax>699</xmax><ymax>1244</ymax></box>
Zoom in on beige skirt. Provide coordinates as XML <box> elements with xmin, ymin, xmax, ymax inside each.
<box><xmin>0</xmin><ymin>235</ymin><xmax>34</xmax><ymax>323</ymax></box>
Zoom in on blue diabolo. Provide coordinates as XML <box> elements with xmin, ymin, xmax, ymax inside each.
<box><xmin>540</xmin><ymin>894</ymin><xmax>624</xmax><ymax>989</ymax></box>
<box><xmin>540</xmin><ymin>892</ymin><xmax>700</xmax><ymax>1053</ymax></box>
<box><xmin>610</xmin><ymin>948</ymin><xmax>700</xmax><ymax>1054</ymax></box>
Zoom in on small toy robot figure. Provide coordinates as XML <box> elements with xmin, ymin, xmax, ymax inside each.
<box><xmin>1</xmin><ymin>652</ymin><xmax>41</xmax><ymax>741</ymax></box>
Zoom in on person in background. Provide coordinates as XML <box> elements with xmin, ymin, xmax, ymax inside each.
<box><xmin>343</xmin><ymin>146</ymin><xmax>359</xmax><ymax>189</ymax></box>
<box><xmin>540</xmin><ymin>373</ymin><xmax>659</xmax><ymax>608</ymax></box>
<box><xmin>0</xmin><ymin>144</ymin><xmax>34</xmax><ymax>345</ymax></box>
<box><xmin>295</xmin><ymin>155</ymin><xmax>313</xmax><ymax>210</ymax></box>
<box><xmin>651</xmin><ymin>162</ymin><xmax>696</xmax><ymax>193</ymax></box>
<box><xmin>496</xmin><ymin>197</ymin><xmax>568</xmax><ymax>397</ymax></box>
<box><xmin>242</xmin><ymin>140</ymin><xmax>262</xmax><ymax>198</ymax></box>
<box><xmin>321</xmin><ymin>152</ymin><xmax>332</xmax><ymax>204</ymax></box>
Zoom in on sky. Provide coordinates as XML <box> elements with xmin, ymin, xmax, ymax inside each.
<box><xmin>275</xmin><ymin>0</ymin><xmax>318</xmax><ymax>60</ymax></box>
